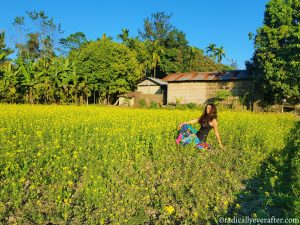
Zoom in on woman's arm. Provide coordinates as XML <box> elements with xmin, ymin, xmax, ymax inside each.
<box><xmin>183</xmin><ymin>119</ymin><xmax>198</xmax><ymax>124</ymax></box>
<box><xmin>211</xmin><ymin>119</ymin><xmax>224</xmax><ymax>148</ymax></box>
<box><xmin>178</xmin><ymin>119</ymin><xmax>198</xmax><ymax>129</ymax></box>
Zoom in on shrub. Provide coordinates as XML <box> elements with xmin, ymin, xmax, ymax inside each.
<box><xmin>139</xmin><ymin>99</ymin><xmax>147</xmax><ymax>107</ymax></box>
<box><xmin>187</xmin><ymin>103</ymin><xmax>197</xmax><ymax>109</ymax></box>
<box><xmin>150</xmin><ymin>101</ymin><xmax>158</xmax><ymax>109</ymax></box>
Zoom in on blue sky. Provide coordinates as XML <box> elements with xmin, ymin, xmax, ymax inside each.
<box><xmin>1</xmin><ymin>0</ymin><xmax>269</xmax><ymax>69</ymax></box>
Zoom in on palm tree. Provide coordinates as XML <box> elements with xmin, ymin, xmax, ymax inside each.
<box><xmin>215</xmin><ymin>47</ymin><xmax>226</xmax><ymax>63</ymax></box>
<box><xmin>149</xmin><ymin>40</ymin><xmax>164</xmax><ymax>78</ymax></box>
<box><xmin>206</xmin><ymin>43</ymin><xmax>226</xmax><ymax>63</ymax></box>
<box><xmin>152</xmin><ymin>52</ymin><xmax>160</xmax><ymax>78</ymax></box>
<box><xmin>206</xmin><ymin>43</ymin><xmax>217</xmax><ymax>58</ymax></box>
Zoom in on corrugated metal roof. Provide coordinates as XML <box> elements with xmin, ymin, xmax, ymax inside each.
<box><xmin>118</xmin><ymin>92</ymin><xmax>139</xmax><ymax>97</ymax></box>
<box><xmin>162</xmin><ymin>70</ymin><xmax>250</xmax><ymax>82</ymax></box>
<box><xmin>146</xmin><ymin>77</ymin><xmax>168</xmax><ymax>85</ymax></box>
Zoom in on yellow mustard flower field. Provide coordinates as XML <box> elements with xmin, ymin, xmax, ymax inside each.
<box><xmin>0</xmin><ymin>104</ymin><xmax>298</xmax><ymax>224</ymax></box>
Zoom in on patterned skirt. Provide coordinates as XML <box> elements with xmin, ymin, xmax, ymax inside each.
<box><xmin>176</xmin><ymin>124</ymin><xmax>210</xmax><ymax>149</ymax></box>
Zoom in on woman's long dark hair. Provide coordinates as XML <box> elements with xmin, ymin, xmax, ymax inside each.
<box><xmin>198</xmin><ymin>104</ymin><xmax>217</xmax><ymax>125</ymax></box>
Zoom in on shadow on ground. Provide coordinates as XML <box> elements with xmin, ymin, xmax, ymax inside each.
<box><xmin>221</xmin><ymin>121</ymin><xmax>299</xmax><ymax>223</ymax></box>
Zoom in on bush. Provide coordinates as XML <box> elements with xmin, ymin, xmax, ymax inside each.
<box><xmin>214</xmin><ymin>90</ymin><xmax>232</xmax><ymax>105</ymax></box>
<box><xmin>139</xmin><ymin>99</ymin><xmax>147</xmax><ymax>107</ymax></box>
<box><xmin>150</xmin><ymin>101</ymin><xmax>158</xmax><ymax>109</ymax></box>
<box><xmin>175</xmin><ymin>104</ymin><xmax>188</xmax><ymax>110</ymax></box>
<box><xmin>186</xmin><ymin>103</ymin><xmax>197</xmax><ymax>109</ymax></box>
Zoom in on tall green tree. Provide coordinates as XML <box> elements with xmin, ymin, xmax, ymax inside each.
<box><xmin>139</xmin><ymin>11</ymin><xmax>174</xmax><ymax>45</ymax></box>
<box><xmin>139</xmin><ymin>12</ymin><xmax>192</xmax><ymax>77</ymax></box>
<box><xmin>118</xmin><ymin>29</ymin><xmax>151</xmax><ymax>78</ymax></box>
<box><xmin>13</xmin><ymin>10</ymin><xmax>63</xmax><ymax>62</ymax></box>
<box><xmin>147</xmin><ymin>40</ymin><xmax>164</xmax><ymax>78</ymax></box>
<box><xmin>59</xmin><ymin>31</ymin><xmax>87</xmax><ymax>55</ymax></box>
<box><xmin>0</xmin><ymin>32</ymin><xmax>18</xmax><ymax>103</ymax></box>
<box><xmin>248</xmin><ymin>0</ymin><xmax>300</xmax><ymax>104</ymax></box>
<box><xmin>0</xmin><ymin>32</ymin><xmax>13</xmax><ymax>63</ymax></box>
<box><xmin>76</xmin><ymin>36</ymin><xmax>142</xmax><ymax>103</ymax></box>
<box><xmin>26</xmin><ymin>32</ymin><xmax>40</xmax><ymax>59</ymax></box>
<box><xmin>0</xmin><ymin>32</ymin><xmax>14</xmax><ymax>79</ymax></box>
<box><xmin>162</xmin><ymin>29</ymin><xmax>189</xmax><ymax>73</ymax></box>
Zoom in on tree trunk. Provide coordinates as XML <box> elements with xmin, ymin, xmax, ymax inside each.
<box><xmin>29</xmin><ymin>87</ymin><xmax>34</xmax><ymax>104</ymax></box>
<box><xmin>74</xmin><ymin>90</ymin><xmax>78</xmax><ymax>104</ymax></box>
<box><xmin>93</xmin><ymin>90</ymin><xmax>96</xmax><ymax>104</ymax></box>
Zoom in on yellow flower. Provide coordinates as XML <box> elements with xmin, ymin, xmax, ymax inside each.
<box><xmin>164</xmin><ymin>205</ymin><xmax>175</xmax><ymax>215</ymax></box>
<box><xmin>223</xmin><ymin>200</ymin><xmax>229</xmax><ymax>207</ymax></box>
<box><xmin>67</xmin><ymin>181</ymin><xmax>74</xmax><ymax>187</ymax></box>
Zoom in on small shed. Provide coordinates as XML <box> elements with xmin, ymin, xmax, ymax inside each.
<box><xmin>137</xmin><ymin>77</ymin><xmax>167</xmax><ymax>94</ymax></box>
<box><xmin>161</xmin><ymin>70</ymin><xmax>253</xmax><ymax>105</ymax></box>
<box><xmin>136</xmin><ymin>77</ymin><xmax>168</xmax><ymax>105</ymax></box>
<box><xmin>115</xmin><ymin>92</ymin><xmax>136</xmax><ymax>106</ymax></box>
<box><xmin>115</xmin><ymin>91</ymin><xmax>166</xmax><ymax>107</ymax></box>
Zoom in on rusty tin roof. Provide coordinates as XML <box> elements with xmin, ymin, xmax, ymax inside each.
<box><xmin>162</xmin><ymin>70</ymin><xmax>250</xmax><ymax>82</ymax></box>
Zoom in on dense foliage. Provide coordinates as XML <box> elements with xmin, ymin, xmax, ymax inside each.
<box><xmin>247</xmin><ymin>0</ymin><xmax>300</xmax><ymax>104</ymax></box>
<box><xmin>75</xmin><ymin>37</ymin><xmax>142</xmax><ymax>103</ymax></box>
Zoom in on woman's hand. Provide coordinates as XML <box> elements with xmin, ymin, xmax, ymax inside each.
<box><xmin>177</xmin><ymin>123</ymin><xmax>184</xmax><ymax>130</ymax></box>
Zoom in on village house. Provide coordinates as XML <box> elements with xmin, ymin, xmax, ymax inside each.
<box><xmin>161</xmin><ymin>70</ymin><xmax>253</xmax><ymax>105</ymax></box>
<box><xmin>118</xmin><ymin>70</ymin><xmax>253</xmax><ymax>107</ymax></box>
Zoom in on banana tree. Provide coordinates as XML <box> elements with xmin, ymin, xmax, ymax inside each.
<box><xmin>32</xmin><ymin>57</ymin><xmax>57</xmax><ymax>103</ymax></box>
<box><xmin>52</xmin><ymin>57</ymin><xmax>79</xmax><ymax>104</ymax></box>
<box><xmin>50</xmin><ymin>57</ymin><xmax>72</xmax><ymax>103</ymax></box>
<box><xmin>15</xmin><ymin>55</ymin><xmax>39</xmax><ymax>104</ymax></box>
<box><xmin>0</xmin><ymin>61</ymin><xmax>19</xmax><ymax>103</ymax></box>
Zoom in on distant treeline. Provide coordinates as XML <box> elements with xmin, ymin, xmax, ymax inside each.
<box><xmin>0</xmin><ymin>11</ymin><xmax>234</xmax><ymax>104</ymax></box>
<box><xmin>1</xmin><ymin>0</ymin><xmax>299</xmax><ymax>105</ymax></box>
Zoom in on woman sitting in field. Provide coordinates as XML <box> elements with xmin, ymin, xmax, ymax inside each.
<box><xmin>177</xmin><ymin>104</ymin><xmax>223</xmax><ymax>149</ymax></box>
